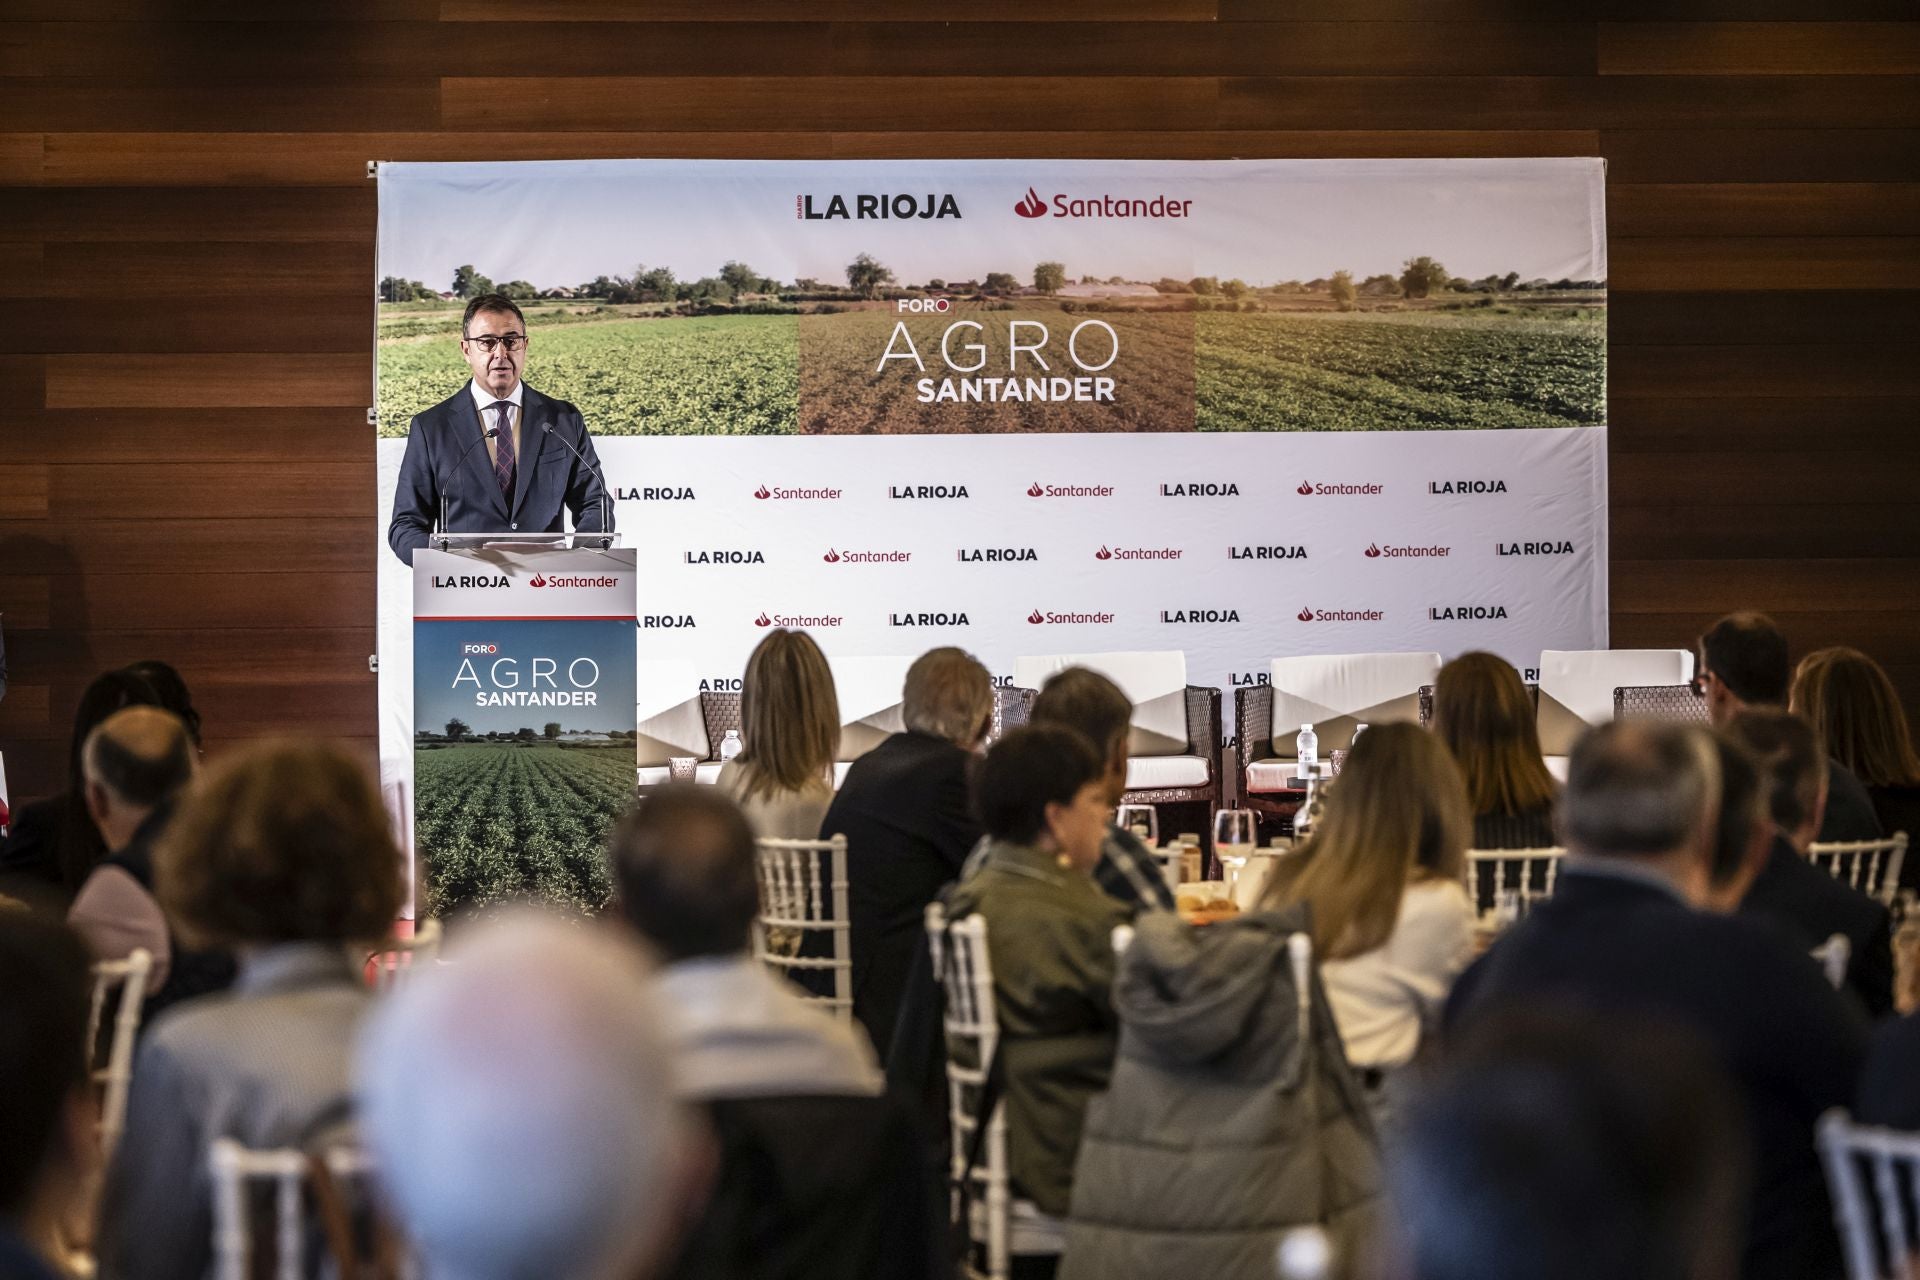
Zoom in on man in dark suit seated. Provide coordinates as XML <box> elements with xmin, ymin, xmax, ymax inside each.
<box><xmin>1697</xmin><ymin>612</ymin><xmax>1882</xmax><ymax>844</ymax></box>
<box><xmin>1447</xmin><ymin>720</ymin><xmax>1870</xmax><ymax>1280</ymax></box>
<box><xmin>1728</xmin><ymin>709</ymin><xmax>1895</xmax><ymax>1019</ymax></box>
<box><xmin>386</xmin><ymin>294</ymin><xmax>612</xmax><ymax>566</ymax></box>
<box><xmin>820</xmin><ymin>647</ymin><xmax>992</xmax><ymax>1061</ymax></box>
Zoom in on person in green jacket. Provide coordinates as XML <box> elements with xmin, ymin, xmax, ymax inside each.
<box><xmin>946</xmin><ymin>724</ymin><xmax>1130</xmax><ymax>1224</ymax></box>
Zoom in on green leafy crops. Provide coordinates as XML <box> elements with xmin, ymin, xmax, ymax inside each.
<box><xmin>413</xmin><ymin>744</ymin><xmax>633</xmax><ymax>917</ymax></box>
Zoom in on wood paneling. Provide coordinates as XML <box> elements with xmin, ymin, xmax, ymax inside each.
<box><xmin>1</xmin><ymin>6</ymin><xmax>1916</xmax><ymax>803</ymax></box>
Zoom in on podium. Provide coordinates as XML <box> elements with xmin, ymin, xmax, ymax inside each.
<box><xmin>412</xmin><ymin>538</ymin><xmax>636</xmax><ymax>919</ymax></box>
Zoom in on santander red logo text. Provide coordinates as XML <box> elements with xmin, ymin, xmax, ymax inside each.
<box><xmin>529</xmin><ymin>573</ymin><xmax>547</xmax><ymax>587</ymax></box>
<box><xmin>1014</xmin><ymin>187</ymin><xmax>1048</xmax><ymax>219</ymax></box>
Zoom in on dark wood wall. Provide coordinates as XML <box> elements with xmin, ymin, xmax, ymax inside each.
<box><xmin>3</xmin><ymin>2</ymin><xmax>1916</xmax><ymax>801</ymax></box>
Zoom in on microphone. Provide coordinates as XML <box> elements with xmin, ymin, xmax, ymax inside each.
<box><xmin>544</xmin><ymin>423</ymin><xmax>613</xmax><ymax>550</ymax></box>
<box><xmin>438</xmin><ymin>425</ymin><xmax>498</xmax><ymax>549</ymax></box>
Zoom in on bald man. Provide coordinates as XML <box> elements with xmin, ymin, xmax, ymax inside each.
<box><xmin>67</xmin><ymin>707</ymin><xmax>215</xmax><ymax>1006</ymax></box>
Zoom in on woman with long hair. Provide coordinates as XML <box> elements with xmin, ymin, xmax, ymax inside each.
<box><xmin>1792</xmin><ymin>647</ymin><xmax>1920</xmax><ymax>886</ymax></box>
<box><xmin>1430</xmin><ymin>651</ymin><xmax>1558</xmax><ymax>850</ymax></box>
<box><xmin>1258</xmin><ymin>722</ymin><xmax>1474</xmax><ymax>1129</ymax></box>
<box><xmin>717</xmin><ymin>628</ymin><xmax>841</xmax><ymax>839</ymax></box>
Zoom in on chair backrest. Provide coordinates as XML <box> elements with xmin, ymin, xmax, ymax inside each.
<box><xmin>1809</xmin><ymin>834</ymin><xmax>1910</xmax><ymax>907</ymax></box>
<box><xmin>365</xmin><ymin>917</ymin><xmax>444</xmax><ymax>992</ymax></box>
<box><xmin>925</xmin><ymin>902</ymin><xmax>1011</xmax><ymax>1280</ymax></box>
<box><xmin>208</xmin><ymin>1139</ymin><xmax>383</xmax><ymax>1280</ymax></box>
<box><xmin>1418</xmin><ymin>680</ymin><xmax>1540</xmax><ymax>729</ymax></box>
<box><xmin>1817</xmin><ymin>1108</ymin><xmax>1920</xmax><ymax>1280</ymax></box>
<box><xmin>1269</xmin><ymin>652</ymin><xmax>1441</xmax><ymax>755</ymax></box>
<box><xmin>1012</xmin><ymin>651</ymin><xmax>1189</xmax><ymax>756</ymax></box>
<box><xmin>989</xmin><ymin>686</ymin><xmax>1037</xmax><ymax>743</ymax></box>
<box><xmin>699</xmin><ymin>690</ymin><xmax>745</xmax><ymax>762</ymax></box>
<box><xmin>1536</xmin><ymin>650</ymin><xmax>1694</xmax><ymax>755</ymax></box>
<box><xmin>1613</xmin><ymin>683</ymin><xmax>1710</xmax><ymax>724</ymax></box>
<box><xmin>89</xmin><ymin>948</ymin><xmax>153</xmax><ymax>1156</ymax></box>
<box><xmin>753</xmin><ymin>836</ymin><xmax>852</xmax><ymax>1022</ymax></box>
<box><xmin>1463</xmin><ymin>847</ymin><xmax>1566</xmax><ymax>927</ymax></box>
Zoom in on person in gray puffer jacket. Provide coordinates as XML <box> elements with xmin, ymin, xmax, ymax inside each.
<box><xmin>1060</xmin><ymin>905</ymin><xmax>1383</xmax><ymax>1280</ymax></box>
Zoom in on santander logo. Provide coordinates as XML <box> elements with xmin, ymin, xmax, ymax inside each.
<box><xmin>1027</xmin><ymin>482</ymin><xmax>1045</xmax><ymax>497</ymax></box>
<box><xmin>754</xmin><ymin>612</ymin><xmax>772</xmax><ymax>627</ymax></box>
<box><xmin>1297</xmin><ymin>606</ymin><xmax>1315</xmax><ymax>621</ymax></box>
<box><xmin>529</xmin><ymin>573</ymin><xmax>547</xmax><ymax>588</ymax></box>
<box><xmin>1028</xmin><ymin>609</ymin><xmax>1046</xmax><ymax>624</ymax></box>
<box><xmin>1014</xmin><ymin>187</ymin><xmax>1048</xmax><ymax>218</ymax></box>
<box><xmin>823</xmin><ymin>549</ymin><xmax>841</xmax><ymax>563</ymax></box>
<box><xmin>754</xmin><ymin>486</ymin><xmax>771</xmax><ymax>499</ymax></box>
<box><xmin>1364</xmin><ymin>544</ymin><xmax>1382</xmax><ymax>558</ymax></box>
<box><xmin>1095</xmin><ymin>546</ymin><xmax>1113</xmax><ymax>560</ymax></box>
<box><xmin>1297</xmin><ymin>481</ymin><xmax>1314</xmax><ymax>496</ymax></box>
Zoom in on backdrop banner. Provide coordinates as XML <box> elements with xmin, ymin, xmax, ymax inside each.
<box><xmin>375</xmin><ymin>157</ymin><xmax>1609</xmax><ymax>846</ymax></box>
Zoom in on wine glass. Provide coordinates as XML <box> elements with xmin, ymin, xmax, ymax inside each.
<box><xmin>1116</xmin><ymin>804</ymin><xmax>1158</xmax><ymax>847</ymax></box>
<box><xmin>1214</xmin><ymin>809</ymin><xmax>1257</xmax><ymax>895</ymax></box>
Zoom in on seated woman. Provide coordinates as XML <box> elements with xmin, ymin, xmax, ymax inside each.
<box><xmin>1792</xmin><ymin>646</ymin><xmax>1920</xmax><ymax>889</ymax></box>
<box><xmin>94</xmin><ymin>740</ymin><xmax>404</xmax><ymax>1280</ymax></box>
<box><xmin>946</xmin><ymin>725</ymin><xmax>1126</xmax><ymax>1240</ymax></box>
<box><xmin>716</xmin><ymin>628</ymin><xmax>841</xmax><ymax>841</ymax></box>
<box><xmin>1431</xmin><ymin>651</ymin><xmax>1558</xmax><ymax>851</ymax></box>
<box><xmin>1258</xmin><ymin>722</ymin><xmax>1474</xmax><ymax>1131</ymax></box>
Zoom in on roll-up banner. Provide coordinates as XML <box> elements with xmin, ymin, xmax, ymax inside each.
<box><xmin>375</xmin><ymin>158</ymin><xmax>1608</xmax><ymax>866</ymax></box>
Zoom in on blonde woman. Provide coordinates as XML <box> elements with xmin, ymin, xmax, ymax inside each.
<box><xmin>1793</xmin><ymin>647</ymin><xmax>1920</xmax><ymax>888</ymax></box>
<box><xmin>717</xmin><ymin>628</ymin><xmax>841</xmax><ymax>840</ymax></box>
<box><xmin>1430</xmin><ymin>651</ymin><xmax>1558</xmax><ymax>850</ymax></box>
<box><xmin>1258</xmin><ymin>722</ymin><xmax>1474</xmax><ymax>1130</ymax></box>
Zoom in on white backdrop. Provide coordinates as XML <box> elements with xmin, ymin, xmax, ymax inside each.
<box><xmin>375</xmin><ymin>157</ymin><xmax>1609</xmax><ymax>811</ymax></box>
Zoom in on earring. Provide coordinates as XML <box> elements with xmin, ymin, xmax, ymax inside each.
<box><xmin>1056</xmin><ymin>851</ymin><xmax>1072</xmax><ymax>870</ymax></box>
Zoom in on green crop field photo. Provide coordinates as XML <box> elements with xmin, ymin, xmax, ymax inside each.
<box><xmin>377</xmin><ymin>297</ymin><xmax>1604</xmax><ymax>437</ymax></box>
<box><xmin>413</xmin><ymin>743</ymin><xmax>634</xmax><ymax>917</ymax></box>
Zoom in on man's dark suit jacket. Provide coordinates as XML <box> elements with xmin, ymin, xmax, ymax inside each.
<box><xmin>1742</xmin><ymin>834</ymin><xmax>1894</xmax><ymax>1019</ymax></box>
<box><xmin>819</xmin><ymin>730</ymin><xmax>981</xmax><ymax>1058</ymax></box>
<box><xmin>1858</xmin><ymin>1011</ymin><xmax>1920</xmax><ymax>1129</ymax></box>
<box><xmin>386</xmin><ymin>383</ymin><xmax>612</xmax><ymax>566</ymax></box>
<box><xmin>1821</xmin><ymin>758</ymin><xmax>1884</xmax><ymax>845</ymax></box>
<box><xmin>1447</xmin><ymin>864</ymin><xmax>1869</xmax><ymax>1280</ymax></box>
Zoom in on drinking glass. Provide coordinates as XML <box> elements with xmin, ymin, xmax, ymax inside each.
<box><xmin>1213</xmin><ymin>809</ymin><xmax>1257</xmax><ymax>895</ymax></box>
<box><xmin>667</xmin><ymin>756</ymin><xmax>698</xmax><ymax>783</ymax></box>
<box><xmin>1116</xmin><ymin>804</ymin><xmax>1158</xmax><ymax>847</ymax></box>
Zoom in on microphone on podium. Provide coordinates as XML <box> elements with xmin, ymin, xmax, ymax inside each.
<box><xmin>543</xmin><ymin>423</ymin><xmax>613</xmax><ymax>550</ymax></box>
<box><xmin>438</xmin><ymin>425</ymin><xmax>498</xmax><ymax>547</ymax></box>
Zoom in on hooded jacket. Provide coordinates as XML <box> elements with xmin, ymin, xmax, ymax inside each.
<box><xmin>1061</xmin><ymin>907</ymin><xmax>1382</xmax><ymax>1280</ymax></box>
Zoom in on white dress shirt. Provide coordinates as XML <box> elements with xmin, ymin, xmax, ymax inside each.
<box><xmin>466</xmin><ymin>378</ymin><xmax>523</xmax><ymax>471</ymax></box>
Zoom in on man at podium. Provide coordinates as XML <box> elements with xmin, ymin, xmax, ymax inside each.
<box><xmin>387</xmin><ymin>294</ymin><xmax>614</xmax><ymax>565</ymax></box>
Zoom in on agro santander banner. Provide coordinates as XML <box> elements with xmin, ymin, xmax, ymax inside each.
<box><xmin>413</xmin><ymin>547</ymin><xmax>637</xmax><ymax>917</ymax></box>
<box><xmin>375</xmin><ymin>157</ymin><xmax>1607</xmax><ymax>841</ymax></box>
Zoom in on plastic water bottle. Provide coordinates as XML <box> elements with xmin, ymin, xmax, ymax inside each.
<box><xmin>719</xmin><ymin>729</ymin><xmax>743</xmax><ymax>762</ymax></box>
<box><xmin>1351</xmin><ymin>722</ymin><xmax>1368</xmax><ymax>744</ymax></box>
<box><xmin>1295</xmin><ymin>723</ymin><xmax>1318</xmax><ymax>780</ymax></box>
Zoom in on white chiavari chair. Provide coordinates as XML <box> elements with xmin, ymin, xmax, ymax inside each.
<box><xmin>753</xmin><ymin>835</ymin><xmax>851</xmax><ymax>1022</ymax></box>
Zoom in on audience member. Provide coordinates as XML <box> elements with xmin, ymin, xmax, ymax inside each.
<box><xmin>1793</xmin><ymin>646</ymin><xmax>1920</xmax><ymax>886</ymax></box>
<box><xmin>717</xmin><ymin>628</ymin><xmax>840</xmax><ymax>840</ymax></box>
<box><xmin>95</xmin><ymin>740</ymin><xmax>404</xmax><ymax>1280</ymax></box>
<box><xmin>947</xmin><ymin>725</ymin><xmax>1126</xmax><ymax>1229</ymax></box>
<box><xmin>1029</xmin><ymin>667</ymin><xmax>1175</xmax><ymax>913</ymax></box>
<box><xmin>821</xmin><ymin>646</ymin><xmax>990</xmax><ymax>1058</ymax></box>
<box><xmin>1702</xmin><ymin>729</ymin><xmax>1772</xmax><ymax>912</ymax></box>
<box><xmin>1061</xmin><ymin>906</ymin><xmax>1381</xmax><ymax>1279</ymax></box>
<box><xmin>1259</xmin><ymin>722</ymin><xmax>1474</xmax><ymax>1130</ymax></box>
<box><xmin>0</xmin><ymin>915</ymin><xmax>98</xmax><ymax>1280</ymax></box>
<box><xmin>1447</xmin><ymin>720</ymin><xmax>1869</xmax><ymax>1280</ymax></box>
<box><xmin>66</xmin><ymin>707</ymin><xmax>235</xmax><ymax>1022</ymax></box>
<box><xmin>608</xmin><ymin>785</ymin><xmax>939</xmax><ymax>1280</ymax></box>
<box><xmin>0</xmin><ymin>669</ymin><xmax>163</xmax><ymax>907</ymax></box>
<box><xmin>1727</xmin><ymin>710</ymin><xmax>1894</xmax><ymax>1018</ymax></box>
<box><xmin>1697</xmin><ymin>612</ymin><xmax>1881</xmax><ymax>843</ymax></box>
<box><xmin>1858</xmin><ymin>1008</ymin><xmax>1920</xmax><ymax>1130</ymax></box>
<box><xmin>1388</xmin><ymin>1009</ymin><xmax>1748</xmax><ymax>1280</ymax></box>
<box><xmin>1430</xmin><ymin>651</ymin><xmax>1558</xmax><ymax>850</ymax></box>
<box><xmin>611</xmin><ymin>784</ymin><xmax>880</xmax><ymax>1099</ymax></box>
<box><xmin>122</xmin><ymin>661</ymin><xmax>204</xmax><ymax>750</ymax></box>
<box><xmin>357</xmin><ymin>913</ymin><xmax>707</xmax><ymax>1280</ymax></box>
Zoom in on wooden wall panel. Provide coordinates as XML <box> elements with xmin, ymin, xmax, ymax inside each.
<box><xmin>1</xmin><ymin>5</ymin><xmax>1916</xmax><ymax>805</ymax></box>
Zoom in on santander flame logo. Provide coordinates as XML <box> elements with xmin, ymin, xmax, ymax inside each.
<box><xmin>823</xmin><ymin>549</ymin><xmax>841</xmax><ymax>563</ymax></box>
<box><xmin>1014</xmin><ymin>187</ymin><xmax>1048</xmax><ymax>219</ymax></box>
<box><xmin>1095</xmin><ymin>546</ymin><xmax>1113</xmax><ymax>561</ymax></box>
<box><xmin>1026</xmin><ymin>482</ymin><xmax>1045</xmax><ymax>497</ymax></box>
<box><xmin>1296</xmin><ymin>481</ymin><xmax>1314</xmax><ymax>496</ymax></box>
<box><xmin>528</xmin><ymin>573</ymin><xmax>547</xmax><ymax>588</ymax></box>
<box><xmin>1297</xmin><ymin>606</ymin><xmax>1315</xmax><ymax>622</ymax></box>
<box><xmin>1364</xmin><ymin>544</ymin><xmax>1382</xmax><ymax>558</ymax></box>
<box><xmin>754</xmin><ymin>485</ymin><xmax>771</xmax><ymax>499</ymax></box>
<box><xmin>754</xmin><ymin>612</ymin><xmax>772</xmax><ymax>627</ymax></box>
<box><xmin>1028</xmin><ymin>609</ymin><xmax>1046</xmax><ymax>624</ymax></box>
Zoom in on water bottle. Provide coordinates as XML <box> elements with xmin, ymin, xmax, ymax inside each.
<box><xmin>1351</xmin><ymin>722</ymin><xmax>1368</xmax><ymax>744</ymax></box>
<box><xmin>719</xmin><ymin>729</ymin><xmax>743</xmax><ymax>762</ymax></box>
<box><xmin>1295</xmin><ymin>723</ymin><xmax>1318</xmax><ymax>780</ymax></box>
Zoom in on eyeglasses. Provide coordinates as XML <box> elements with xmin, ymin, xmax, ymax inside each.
<box><xmin>463</xmin><ymin>334</ymin><xmax>526</xmax><ymax>353</ymax></box>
